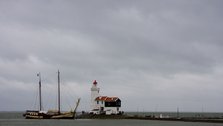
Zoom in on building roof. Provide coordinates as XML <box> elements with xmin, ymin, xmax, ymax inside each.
<box><xmin>93</xmin><ymin>80</ymin><xmax>97</xmax><ymax>85</ymax></box>
<box><xmin>95</xmin><ymin>96</ymin><xmax>120</xmax><ymax>102</ymax></box>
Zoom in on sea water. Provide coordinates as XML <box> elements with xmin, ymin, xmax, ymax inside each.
<box><xmin>0</xmin><ymin>112</ymin><xmax>223</xmax><ymax>126</ymax></box>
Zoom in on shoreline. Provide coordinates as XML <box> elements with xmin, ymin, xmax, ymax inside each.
<box><xmin>76</xmin><ymin>114</ymin><xmax>223</xmax><ymax>123</ymax></box>
<box><xmin>1</xmin><ymin>111</ymin><xmax>223</xmax><ymax>123</ymax></box>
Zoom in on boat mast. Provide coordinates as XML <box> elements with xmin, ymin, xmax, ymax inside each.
<box><xmin>58</xmin><ymin>70</ymin><xmax>61</xmax><ymax>113</ymax></box>
<box><xmin>37</xmin><ymin>72</ymin><xmax>42</xmax><ymax>111</ymax></box>
<box><xmin>177</xmin><ymin>107</ymin><xmax>179</xmax><ymax>118</ymax></box>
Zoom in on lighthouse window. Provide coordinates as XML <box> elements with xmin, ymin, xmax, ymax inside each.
<box><xmin>97</xmin><ymin>101</ymin><xmax>99</xmax><ymax>104</ymax></box>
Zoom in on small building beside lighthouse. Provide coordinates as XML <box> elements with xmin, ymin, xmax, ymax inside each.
<box><xmin>90</xmin><ymin>80</ymin><xmax>121</xmax><ymax>115</ymax></box>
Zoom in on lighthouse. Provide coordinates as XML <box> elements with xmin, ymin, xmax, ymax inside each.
<box><xmin>90</xmin><ymin>80</ymin><xmax>122</xmax><ymax>115</ymax></box>
<box><xmin>90</xmin><ymin>80</ymin><xmax>100</xmax><ymax>110</ymax></box>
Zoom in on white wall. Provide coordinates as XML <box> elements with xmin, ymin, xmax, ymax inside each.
<box><xmin>90</xmin><ymin>84</ymin><xmax>100</xmax><ymax>110</ymax></box>
<box><xmin>104</xmin><ymin>107</ymin><xmax>119</xmax><ymax>115</ymax></box>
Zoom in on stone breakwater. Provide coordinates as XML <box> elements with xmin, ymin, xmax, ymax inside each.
<box><xmin>76</xmin><ymin>113</ymin><xmax>223</xmax><ymax>123</ymax></box>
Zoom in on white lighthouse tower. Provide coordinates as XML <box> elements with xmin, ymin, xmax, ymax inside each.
<box><xmin>90</xmin><ymin>80</ymin><xmax>100</xmax><ymax>110</ymax></box>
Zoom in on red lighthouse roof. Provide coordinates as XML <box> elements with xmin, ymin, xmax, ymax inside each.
<box><xmin>95</xmin><ymin>96</ymin><xmax>119</xmax><ymax>102</ymax></box>
<box><xmin>93</xmin><ymin>80</ymin><xmax>97</xmax><ymax>85</ymax></box>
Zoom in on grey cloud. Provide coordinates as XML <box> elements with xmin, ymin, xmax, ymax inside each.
<box><xmin>0</xmin><ymin>0</ymin><xmax>223</xmax><ymax>112</ymax></box>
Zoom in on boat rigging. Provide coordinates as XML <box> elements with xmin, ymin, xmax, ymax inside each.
<box><xmin>23</xmin><ymin>70</ymin><xmax>80</xmax><ymax>119</ymax></box>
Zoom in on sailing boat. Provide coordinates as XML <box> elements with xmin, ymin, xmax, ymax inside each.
<box><xmin>23</xmin><ymin>70</ymin><xmax>81</xmax><ymax>119</ymax></box>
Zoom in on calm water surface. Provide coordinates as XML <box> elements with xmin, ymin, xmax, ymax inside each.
<box><xmin>0</xmin><ymin>112</ymin><xmax>222</xmax><ymax>126</ymax></box>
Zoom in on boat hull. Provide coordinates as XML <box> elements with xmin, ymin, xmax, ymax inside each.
<box><xmin>23</xmin><ymin>110</ymin><xmax>75</xmax><ymax>119</ymax></box>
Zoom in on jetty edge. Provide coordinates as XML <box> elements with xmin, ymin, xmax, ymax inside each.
<box><xmin>76</xmin><ymin>113</ymin><xmax>223</xmax><ymax>123</ymax></box>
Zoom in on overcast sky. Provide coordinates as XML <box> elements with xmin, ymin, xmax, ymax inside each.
<box><xmin>0</xmin><ymin>0</ymin><xmax>223</xmax><ymax>112</ymax></box>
